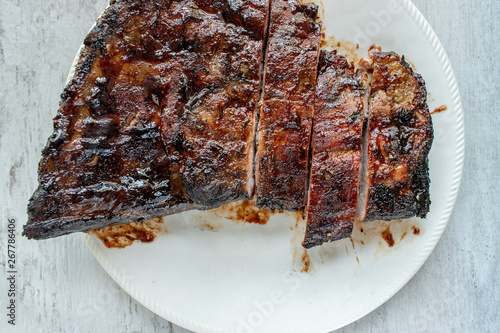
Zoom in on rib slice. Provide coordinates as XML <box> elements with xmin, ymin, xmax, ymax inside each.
<box><xmin>23</xmin><ymin>0</ymin><xmax>270</xmax><ymax>239</ymax></box>
<box><xmin>358</xmin><ymin>47</ymin><xmax>433</xmax><ymax>222</ymax></box>
<box><xmin>161</xmin><ymin>0</ymin><xmax>270</xmax><ymax>207</ymax></box>
<box><xmin>255</xmin><ymin>0</ymin><xmax>322</xmax><ymax>211</ymax></box>
<box><xmin>302</xmin><ymin>51</ymin><xmax>367</xmax><ymax>249</ymax></box>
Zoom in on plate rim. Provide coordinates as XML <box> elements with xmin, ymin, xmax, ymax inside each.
<box><xmin>81</xmin><ymin>0</ymin><xmax>466</xmax><ymax>332</ymax></box>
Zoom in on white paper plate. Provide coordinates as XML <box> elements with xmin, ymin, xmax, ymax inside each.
<box><xmin>81</xmin><ymin>0</ymin><xmax>465</xmax><ymax>332</ymax></box>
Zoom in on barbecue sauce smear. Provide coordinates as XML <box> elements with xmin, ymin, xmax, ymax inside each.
<box><xmin>92</xmin><ymin>201</ymin><xmax>281</xmax><ymax>248</ymax></box>
<box><xmin>290</xmin><ymin>213</ymin><xmax>313</xmax><ymax>273</ymax></box>
<box><xmin>92</xmin><ymin>205</ymin><xmax>423</xmax><ymax>256</ymax></box>
<box><xmin>90</xmin><ymin>217</ymin><xmax>165</xmax><ymax>248</ymax></box>
<box><xmin>351</xmin><ymin>218</ymin><xmax>423</xmax><ymax>249</ymax></box>
<box><xmin>431</xmin><ymin>104</ymin><xmax>448</xmax><ymax>114</ymax></box>
<box><xmin>208</xmin><ymin>201</ymin><xmax>275</xmax><ymax>225</ymax></box>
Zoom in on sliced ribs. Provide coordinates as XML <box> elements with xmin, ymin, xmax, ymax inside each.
<box><xmin>255</xmin><ymin>0</ymin><xmax>322</xmax><ymax>211</ymax></box>
<box><xmin>358</xmin><ymin>48</ymin><xmax>433</xmax><ymax>222</ymax></box>
<box><xmin>23</xmin><ymin>0</ymin><xmax>434</xmax><ymax>244</ymax></box>
<box><xmin>23</xmin><ymin>0</ymin><xmax>270</xmax><ymax>239</ymax></box>
<box><xmin>302</xmin><ymin>51</ymin><xmax>367</xmax><ymax>249</ymax></box>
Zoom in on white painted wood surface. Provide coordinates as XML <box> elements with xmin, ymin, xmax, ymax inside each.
<box><xmin>0</xmin><ymin>0</ymin><xmax>498</xmax><ymax>332</ymax></box>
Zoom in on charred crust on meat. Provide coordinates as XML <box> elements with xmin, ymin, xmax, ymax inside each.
<box><xmin>255</xmin><ymin>0</ymin><xmax>322</xmax><ymax>211</ymax></box>
<box><xmin>303</xmin><ymin>51</ymin><xmax>367</xmax><ymax>248</ymax></box>
<box><xmin>24</xmin><ymin>0</ymin><xmax>270</xmax><ymax>239</ymax></box>
<box><xmin>363</xmin><ymin>50</ymin><xmax>433</xmax><ymax>222</ymax></box>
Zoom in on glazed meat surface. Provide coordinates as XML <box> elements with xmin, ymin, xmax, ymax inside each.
<box><xmin>23</xmin><ymin>0</ymin><xmax>269</xmax><ymax>239</ymax></box>
<box><xmin>161</xmin><ymin>0</ymin><xmax>269</xmax><ymax>206</ymax></box>
<box><xmin>255</xmin><ymin>0</ymin><xmax>322</xmax><ymax>211</ymax></box>
<box><xmin>303</xmin><ymin>51</ymin><xmax>367</xmax><ymax>249</ymax></box>
<box><xmin>358</xmin><ymin>49</ymin><xmax>433</xmax><ymax>222</ymax></box>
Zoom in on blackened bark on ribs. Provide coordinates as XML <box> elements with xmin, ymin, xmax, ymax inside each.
<box><xmin>360</xmin><ymin>51</ymin><xmax>433</xmax><ymax>222</ymax></box>
<box><xmin>25</xmin><ymin>1</ymin><xmax>197</xmax><ymax>240</ymax></box>
<box><xmin>192</xmin><ymin>0</ymin><xmax>269</xmax><ymax>39</ymax></box>
<box><xmin>161</xmin><ymin>0</ymin><xmax>269</xmax><ymax>207</ymax></box>
<box><xmin>23</xmin><ymin>0</ymin><xmax>270</xmax><ymax>239</ymax></box>
<box><xmin>303</xmin><ymin>51</ymin><xmax>367</xmax><ymax>249</ymax></box>
<box><xmin>255</xmin><ymin>0</ymin><xmax>322</xmax><ymax>211</ymax></box>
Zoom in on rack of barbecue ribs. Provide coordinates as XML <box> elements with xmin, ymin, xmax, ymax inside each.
<box><xmin>23</xmin><ymin>0</ymin><xmax>433</xmax><ymax>249</ymax></box>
